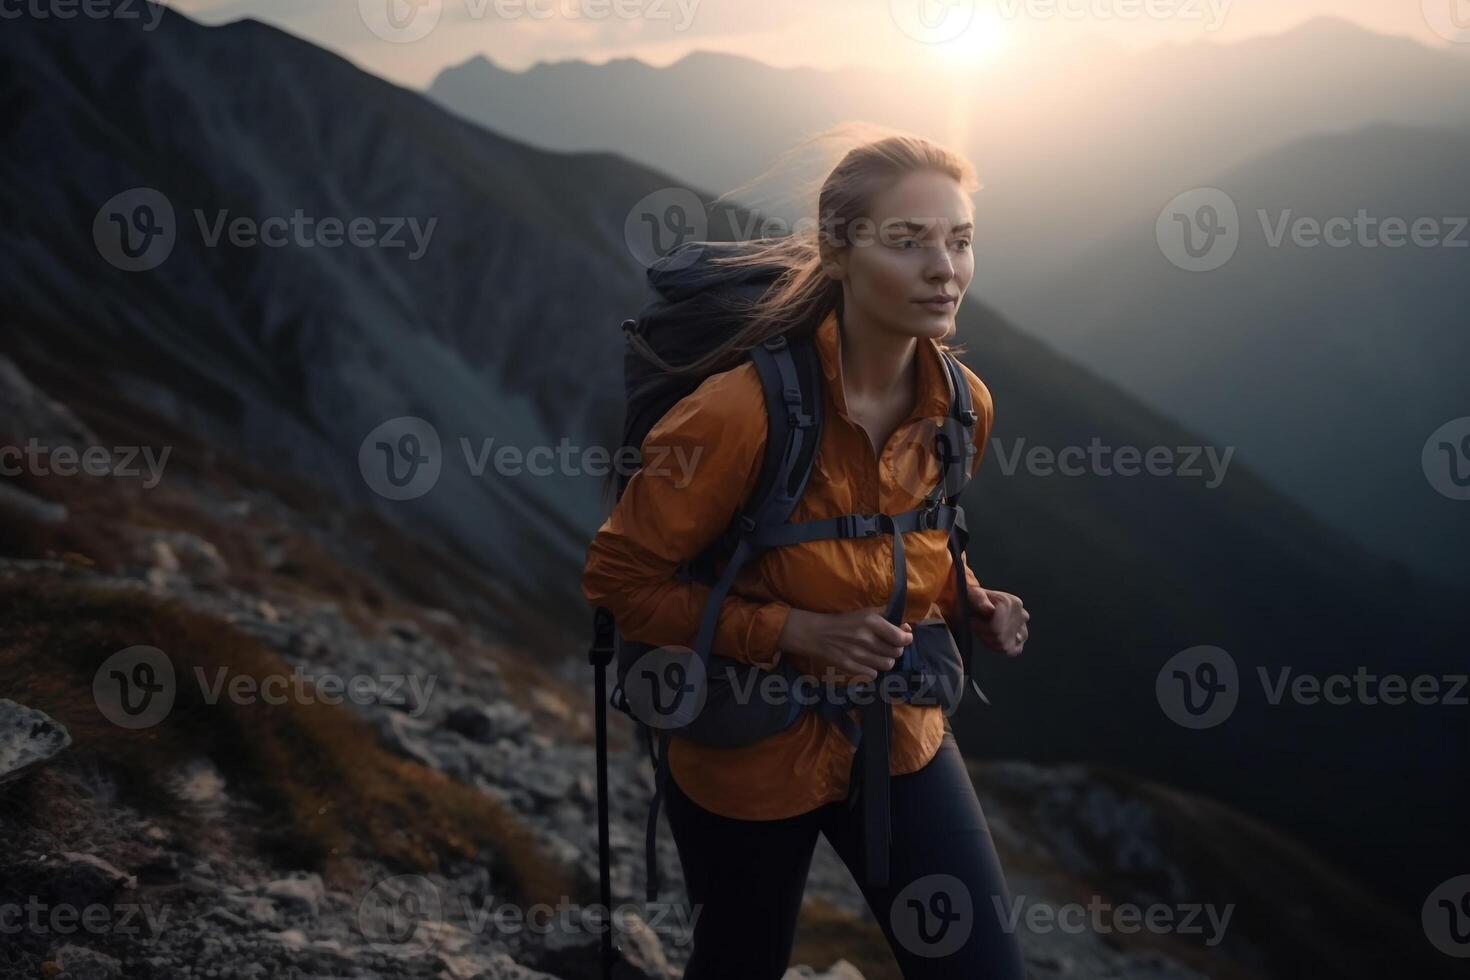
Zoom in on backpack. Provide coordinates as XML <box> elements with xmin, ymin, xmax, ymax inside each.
<box><xmin>586</xmin><ymin>239</ymin><xmax>985</xmax><ymax>973</ymax></box>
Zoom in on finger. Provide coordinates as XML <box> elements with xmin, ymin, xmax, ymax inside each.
<box><xmin>855</xmin><ymin>626</ymin><xmax>904</xmax><ymax>656</ymax></box>
<box><xmin>844</xmin><ymin>658</ymin><xmax>879</xmax><ymax>681</ymax></box>
<box><xmin>970</xmin><ymin>587</ymin><xmax>996</xmax><ymax>616</ymax></box>
<box><xmin>865</xmin><ymin>612</ymin><xmax>913</xmax><ymax>647</ymax></box>
<box><xmin>849</xmin><ymin>645</ymin><xmax>900</xmax><ymax>671</ymax></box>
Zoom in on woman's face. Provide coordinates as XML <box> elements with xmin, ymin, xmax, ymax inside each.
<box><xmin>825</xmin><ymin>169</ymin><xmax>975</xmax><ymax>341</ymax></box>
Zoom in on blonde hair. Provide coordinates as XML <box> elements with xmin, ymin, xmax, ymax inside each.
<box><xmin>627</xmin><ymin>121</ymin><xmax>983</xmax><ymax>377</ymax></box>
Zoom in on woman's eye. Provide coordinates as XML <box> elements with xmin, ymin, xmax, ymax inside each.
<box><xmin>952</xmin><ymin>239</ymin><xmax>973</xmax><ymax>252</ymax></box>
<box><xmin>899</xmin><ymin>239</ymin><xmax>920</xmax><ymax>249</ymax></box>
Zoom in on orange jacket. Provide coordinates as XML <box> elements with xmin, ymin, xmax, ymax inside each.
<box><xmin>581</xmin><ymin>307</ymin><xmax>992</xmax><ymax>820</ymax></box>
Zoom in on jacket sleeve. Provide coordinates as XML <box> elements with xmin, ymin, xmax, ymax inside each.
<box><xmin>938</xmin><ymin>363</ymin><xmax>993</xmax><ymax>630</ymax></box>
<box><xmin>581</xmin><ymin>363</ymin><xmax>793</xmax><ymax>669</ymax></box>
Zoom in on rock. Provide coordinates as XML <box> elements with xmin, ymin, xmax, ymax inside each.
<box><xmin>529</xmin><ymin>687</ymin><xmax>572</xmax><ymax>722</ymax></box>
<box><xmin>445</xmin><ymin>702</ymin><xmax>529</xmax><ymax>744</ymax></box>
<box><xmin>264</xmin><ymin>928</ymin><xmax>309</xmax><ymax>950</ymax></box>
<box><xmin>263</xmin><ymin>873</ymin><xmax>325</xmax><ymax>916</ymax></box>
<box><xmin>0</xmin><ymin>481</ymin><xmax>67</xmax><ymax>523</ymax></box>
<box><xmin>514</xmin><ymin>766</ymin><xmax>576</xmax><ymax>807</ymax></box>
<box><xmin>56</xmin><ymin>852</ymin><xmax>136</xmax><ymax>891</ymax></box>
<box><xmin>172</xmin><ymin>757</ymin><xmax>227</xmax><ymax>807</ymax></box>
<box><xmin>205</xmin><ymin>906</ymin><xmax>254</xmax><ymax>928</ymax></box>
<box><xmin>526</xmin><ymin>928</ymin><xmax>669</xmax><ymax>980</ymax></box>
<box><xmin>52</xmin><ymin>944</ymin><xmax>122</xmax><ymax>980</ymax></box>
<box><xmin>150</xmin><ymin>539</ymin><xmax>181</xmax><ymax>574</ymax></box>
<box><xmin>135</xmin><ymin>849</ymin><xmax>182</xmax><ymax>884</ymax></box>
<box><xmin>138</xmin><ymin>529</ymin><xmax>228</xmax><ymax>581</ymax></box>
<box><xmin>382</xmin><ymin>711</ymin><xmax>440</xmax><ymax>768</ymax></box>
<box><xmin>1</xmin><ymin>851</ymin><xmax>138</xmax><ymax>920</ymax></box>
<box><xmin>384</xmin><ymin>619</ymin><xmax>424</xmax><ymax>643</ymax></box>
<box><xmin>0</xmin><ymin>699</ymin><xmax>72</xmax><ymax>784</ymax></box>
<box><xmin>422</xmin><ymin>608</ymin><xmax>459</xmax><ymax>629</ymax></box>
<box><xmin>0</xmin><ymin>355</ymin><xmax>98</xmax><ymax>447</ymax></box>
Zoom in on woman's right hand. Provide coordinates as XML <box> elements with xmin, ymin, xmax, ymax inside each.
<box><xmin>777</xmin><ymin>607</ymin><xmax>913</xmax><ymax>682</ymax></box>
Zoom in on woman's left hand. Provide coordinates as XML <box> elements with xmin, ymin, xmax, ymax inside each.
<box><xmin>968</xmin><ymin>585</ymin><xmax>1029</xmax><ymax>656</ymax></box>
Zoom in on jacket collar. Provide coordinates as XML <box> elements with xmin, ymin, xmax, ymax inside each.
<box><xmin>812</xmin><ymin>306</ymin><xmax>952</xmax><ymax>423</ymax></box>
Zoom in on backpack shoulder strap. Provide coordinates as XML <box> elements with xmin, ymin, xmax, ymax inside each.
<box><xmin>692</xmin><ymin>331</ymin><xmax>823</xmax><ymax>567</ymax></box>
<box><xmin>745</xmin><ymin>332</ymin><xmax>824</xmax><ymax>527</ymax></box>
<box><xmin>935</xmin><ymin>349</ymin><xmax>980</xmax><ymax>503</ymax></box>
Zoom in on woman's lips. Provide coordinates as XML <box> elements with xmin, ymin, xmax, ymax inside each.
<box><xmin>916</xmin><ymin>297</ymin><xmax>956</xmax><ymax>311</ymax></box>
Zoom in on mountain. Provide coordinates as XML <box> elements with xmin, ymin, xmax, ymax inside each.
<box><xmin>425</xmin><ymin>17</ymin><xmax>1470</xmax><ymax>299</ymax></box>
<box><xmin>1</xmin><ymin>0</ymin><xmax>1466</xmax><ymax>946</ymax></box>
<box><xmin>997</xmin><ymin>121</ymin><xmax>1470</xmax><ymax>585</ymax></box>
<box><xmin>1</xmin><ymin>0</ymin><xmax>742</xmax><ymax>655</ymax></box>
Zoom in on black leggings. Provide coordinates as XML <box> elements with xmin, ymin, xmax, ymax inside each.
<box><xmin>664</xmin><ymin>731</ymin><xmax>1028</xmax><ymax>979</ymax></box>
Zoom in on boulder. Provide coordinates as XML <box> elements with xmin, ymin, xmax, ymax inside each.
<box><xmin>0</xmin><ymin>698</ymin><xmax>73</xmax><ymax>785</ymax></box>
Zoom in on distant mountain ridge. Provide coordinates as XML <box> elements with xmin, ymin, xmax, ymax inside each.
<box><xmin>426</xmin><ymin>16</ymin><xmax>1470</xmax><ymax>299</ymax></box>
<box><xmin>1003</xmin><ymin>119</ymin><xmax>1470</xmax><ymax>584</ymax></box>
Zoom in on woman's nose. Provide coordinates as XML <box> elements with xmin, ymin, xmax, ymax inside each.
<box><xmin>925</xmin><ymin>252</ymin><xmax>956</xmax><ymax>281</ymax></box>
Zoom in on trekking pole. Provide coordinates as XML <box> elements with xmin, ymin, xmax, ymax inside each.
<box><xmin>589</xmin><ymin>607</ymin><xmax>621</xmax><ymax>980</ymax></box>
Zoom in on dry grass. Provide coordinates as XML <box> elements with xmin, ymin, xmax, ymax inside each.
<box><xmin>0</xmin><ymin>576</ymin><xmax>573</xmax><ymax>905</ymax></box>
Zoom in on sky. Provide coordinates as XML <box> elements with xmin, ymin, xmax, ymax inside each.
<box><xmin>171</xmin><ymin>0</ymin><xmax>1470</xmax><ymax>89</ymax></box>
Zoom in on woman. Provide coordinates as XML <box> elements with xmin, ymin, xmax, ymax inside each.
<box><xmin>581</xmin><ymin>130</ymin><xmax>1030</xmax><ymax>979</ymax></box>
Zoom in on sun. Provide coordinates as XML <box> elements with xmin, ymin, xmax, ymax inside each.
<box><xmin>931</xmin><ymin>11</ymin><xmax>1015</xmax><ymax>67</ymax></box>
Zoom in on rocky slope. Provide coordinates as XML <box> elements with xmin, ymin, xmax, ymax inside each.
<box><xmin>1</xmin><ymin>356</ymin><xmax>1456</xmax><ymax>979</ymax></box>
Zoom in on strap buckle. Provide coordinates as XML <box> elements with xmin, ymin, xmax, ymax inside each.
<box><xmin>918</xmin><ymin>498</ymin><xmax>941</xmax><ymax>531</ymax></box>
<box><xmin>837</xmin><ymin>513</ymin><xmax>882</xmax><ymax>539</ymax></box>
